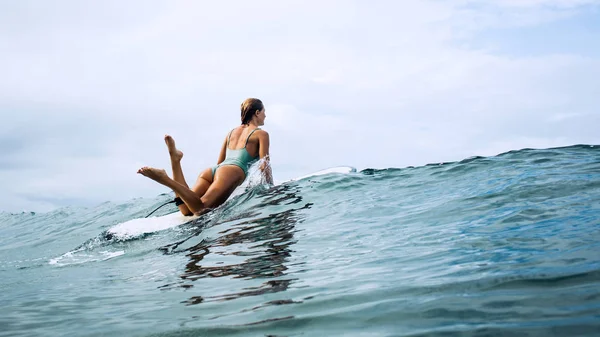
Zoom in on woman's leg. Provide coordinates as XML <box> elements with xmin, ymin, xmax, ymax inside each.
<box><xmin>164</xmin><ymin>135</ymin><xmax>218</xmax><ymax>216</ymax></box>
<box><xmin>164</xmin><ymin>135</ymin><xmax>194</xmax><ymax>215</ymax></box>
<box><xmin>138</xmin><ymin>164</ymin><xmax>245</xmax><ymax>216</ymax></box>
<box><xmin>138</xmin><ymin>167</ymin><xmax>207</xmax><ymax>214</ymax></box>
<box><xmin>138</xmin><ymin>165</ymin><xmax>218</xmax><ymax>215</ymax></box>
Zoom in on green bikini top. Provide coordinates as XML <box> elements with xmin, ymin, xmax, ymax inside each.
<box><xmin>222</xmin><ymin>128</ymin><xmax>260</xmax><ymax>175</ymax></box>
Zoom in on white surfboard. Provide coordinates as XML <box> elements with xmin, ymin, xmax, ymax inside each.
<box><xmin>106</xmin><ymin>212</ymin><xmax>199</xmax><ymax>239</ymax></box>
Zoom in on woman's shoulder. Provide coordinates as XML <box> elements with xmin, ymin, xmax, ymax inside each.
<box><xmin>254</xmin><ymin>128</ymin><xmax>269</xmax><ymax>138</ymax></box>
<box><xmin>228</xmin><ymin>126</ymin><xmax>268</xmax><ymax>140</ymax></box>
<box><xmin>244</xmin><ymin>127</ymin><xmax>268</xmax><ymax>136</ymax></box>
<box><xmin>229</xmin><ymin>126</ymin><xmax>269</xmax><ymax>137</ymax></box>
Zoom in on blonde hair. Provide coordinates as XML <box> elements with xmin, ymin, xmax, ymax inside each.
<box><xmin>240</xmin><ymin>98</ymin><xmax>264</xmax><ymax>125</ymax></box>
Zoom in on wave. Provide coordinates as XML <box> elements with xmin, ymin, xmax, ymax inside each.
<box><xmin>3</xmin><ymin>145</ymin><xmax>599</xmax><ymax>336</ymax></box>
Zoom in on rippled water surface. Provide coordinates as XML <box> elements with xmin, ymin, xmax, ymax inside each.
<box><xmin>1</xmin><ymin>145</ymin><xmax>599</xmax><ymax>336</ymax></box>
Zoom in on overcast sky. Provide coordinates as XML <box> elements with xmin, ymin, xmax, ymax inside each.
<box><xmin>1</xmin><ymin>0</ymin><xmax>599</xmax><ymax>212</ymax></box>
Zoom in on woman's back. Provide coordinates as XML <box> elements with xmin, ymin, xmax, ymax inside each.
<box><xmin>227</xmin><ymin>126</ymin><xmax>260</xmax><ymax>158</ymax></box>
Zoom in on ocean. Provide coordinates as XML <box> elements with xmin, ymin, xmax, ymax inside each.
<box><xmin>1</xmin><ymin>145</ymin><xmax>599</xmax><ymax>337</ymax></box>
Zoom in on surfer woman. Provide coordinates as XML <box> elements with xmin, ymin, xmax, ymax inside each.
<box><xmin>137</xmin><ymin>98</ymin><xmax>273</xmax><ymax>216</ymax></box>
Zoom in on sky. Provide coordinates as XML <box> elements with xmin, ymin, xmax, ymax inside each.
<box><xmin>1</xmin><ymin>0</ymin><xmax>599</xmax><ymax>212</ymax></box>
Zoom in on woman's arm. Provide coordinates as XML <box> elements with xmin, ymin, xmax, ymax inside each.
<box><xmin>258</xmin><ymin>131</ymin><xmax>274</xmax><ymax>185</ymax></box>
<box><xmin>217</xmin><ymin>135</ymin><xmax>228</xmax><ymax>164</ymax></box>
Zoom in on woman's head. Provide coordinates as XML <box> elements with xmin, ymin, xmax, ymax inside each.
<box><xmin>240</xmin><ymin>98</ymin><xmax>265</xmax><ymax>125</ymax></box>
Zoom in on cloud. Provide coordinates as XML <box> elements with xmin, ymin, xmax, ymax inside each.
<box><xmin>0</xmin><ymin>0</ymin><xmax>599</xmax><ymax>211</ymax></box>
<box><xmin>547</xmin><ymin>112</ymin><xmax>586</xmax><ymax>123</ymax></box>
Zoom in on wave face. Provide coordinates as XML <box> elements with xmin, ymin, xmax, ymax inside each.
<box><xmin>1</xmin><ymin>145</ymin><xmax>599</xmax><ymax>336</ymax></box>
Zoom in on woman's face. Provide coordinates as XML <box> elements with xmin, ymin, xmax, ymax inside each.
<box><xmin>257</xmin><ymin>108</ymin><xmax>266</xmax><ymax>126</ymax></box>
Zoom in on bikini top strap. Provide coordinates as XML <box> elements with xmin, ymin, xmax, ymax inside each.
<box><xmin>227</xmin><ymin>129</ymin><xmax>234</xmax><ymax>146</ymax></box>
<box><xmin>244</xmin><ymin>128</ymin><xmax>260</xmax><ymax>147</ymax></box>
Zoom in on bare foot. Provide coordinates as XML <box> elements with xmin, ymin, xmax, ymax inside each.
<box><xmin>164</xmin><ymin>135</ymin><xmax>183</xmax><ymax>162</ymax></box>
<box><xmin>137</xmin><ymin>167</ymin><xmax>170</xmax><ymax>184</ymax></box>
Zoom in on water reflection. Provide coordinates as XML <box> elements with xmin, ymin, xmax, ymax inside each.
<box><xmin>159</xmin><ymin>184</ymin><xmax>311</xmax><ymax>305</ymax></box>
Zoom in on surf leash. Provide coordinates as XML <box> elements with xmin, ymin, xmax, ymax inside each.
<box><xmin>144</xmin><ymin>199</ymin><xmax>176</xmax><ymax>218</ymax></box>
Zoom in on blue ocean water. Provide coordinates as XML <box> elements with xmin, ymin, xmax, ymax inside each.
<box><xmin>1</xmin><ymin>145</ymin><xmax>599</xmax><ymax>337</ymax></box>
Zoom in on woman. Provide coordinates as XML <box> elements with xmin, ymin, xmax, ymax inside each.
<box><xmin>138</xmin><ymin>98</ymin><xmax>273</xmax><ymax>216</ymax></box>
